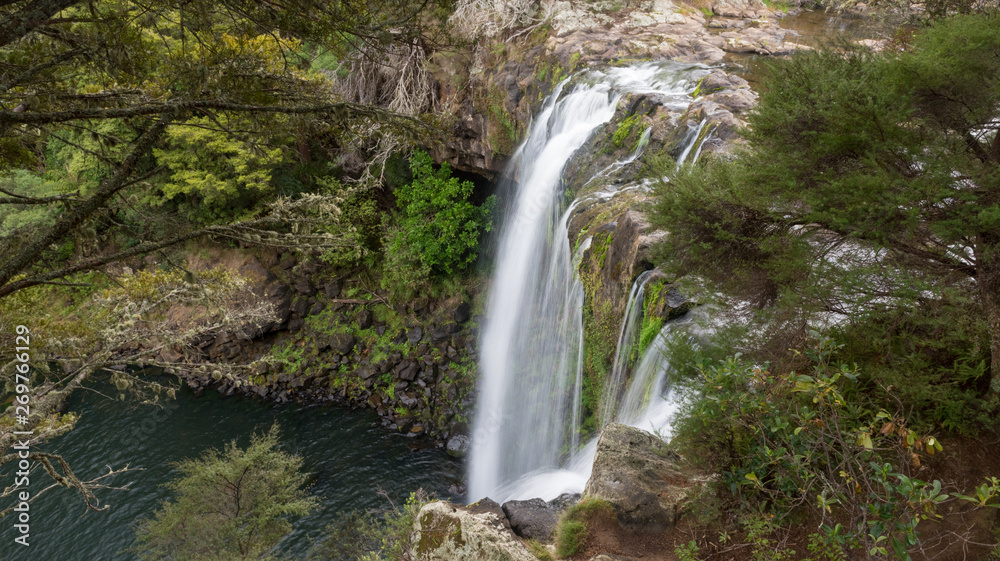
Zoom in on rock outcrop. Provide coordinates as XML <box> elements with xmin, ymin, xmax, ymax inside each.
<box><xmin>410</xmin><ymin>501</ymin><xmax>537</xmax><ymax>561</ymax></box>
<box><xmin>145</xmin><ymin>246</ymin><xmax>480</xmax><ymax>443</ymax></box>
<box><xmin>584</xmin><ymin>423</ymin><xmax>692</xmax><ymax>530</ymax></box>
<box><xmin>424</xmin><ymin>0</ymin><xmax>802</xmax><ymax>176</ymax></box>
<box><xmin>501</xmin><ymin>498</ymin><xmax>559</xmax><ymax>541</ymax></box>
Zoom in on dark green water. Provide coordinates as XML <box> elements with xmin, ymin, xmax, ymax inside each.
<box><xmin>0</xmin><ymin>381</ymin><xmax>461</xmax><ymax>560</ymax></box>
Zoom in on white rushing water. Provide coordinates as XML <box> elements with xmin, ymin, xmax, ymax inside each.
<box><xmin>599</xmin><ymin>269</ymin><xmax>654</xmax><ymax>427</ymax></box>
<box><xmin>492</xmin><ymin>310</ymin><xmax>710</xmax><ymax>502</ymax></box>
<box><xmin>468</xmin><ymin>62</ymin><xmax>710</xmax><ymax>503</ymax></box>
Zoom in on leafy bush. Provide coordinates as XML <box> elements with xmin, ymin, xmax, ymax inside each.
<box><xmin>672</xmin><ymin>334</ymin><xmax>1000</xmax><ymax>560</ymax></box>
<box><xmin>828</xmin><ymin>292</ymin><xmax>994</xmax><ymax>436</ymax></box>
<box><xmin>134</xmin><ymin>424</ymin><xmax>316</xmax><ymax>561</ymax></box>
<box><xmin>382</xmin><ymin>150</ymin><xmax>494</xmax><ymax>298</ymax></box>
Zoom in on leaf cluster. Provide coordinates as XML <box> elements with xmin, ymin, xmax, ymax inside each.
<box><xmin>672</xmin><ymin>334</ymin><xmax>1000</xmax><ymax>560</ymax></box>
<box><xmin>382</xmin><ymin>150</ymin><xmax>495</xmax><ymax>298</ymax></box>
<box><xmin>135</xmin><ymin>424</ymin><xmax>317</xmax><ymax>561</ymax></box>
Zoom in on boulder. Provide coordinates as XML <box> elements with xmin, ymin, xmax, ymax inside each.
<box><xmin>446</xmin><ymin>434</ymin><xmax>471</xmax><ymax>458</ymax></box>
<box><xmin>453</xmin><ymin>301</ymin><xmax>472</xmax><ymax>323</ymax></box>
<box><xmin>410</xmin><ymin>501</ymin><xmax>535</xmax><ymax>561</ymax></box>
<box><xmin>324</xmin><ymin>280</ymin><xmax>341</xmax><ymax>298</ymax></box>
<box><xmin>583</xmin><ymin>423</ymin><xmax>690</xmax><ymax>530</ymax></box>
<box><xmin>408</xmin><ymin>327</ymin><xmax>424</xmax><ymax>345</ymax></box>
<box><xmin>327</xmin><ymin>333</ymin><xmax>356</xmax><ymax>355</ymax></box>
<box><xmin>358</xmin><ymin>309</ymin><xmax>374</xmax><ymax>329</ymax></box>
<box><xmin>501</xmin><ymin>498</ymin><xmax>558</xmax><ymax>541</ymax></box>
<box><xmin>711</xmin><ymin>0</ymin><xmax>770</xmax><ymax>18</ymax></box>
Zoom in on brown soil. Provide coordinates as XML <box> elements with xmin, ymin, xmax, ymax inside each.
<box><xmin>571</xmin><ymin>510</ymin><xmax>680</xmax><ymax>561</ymax></box>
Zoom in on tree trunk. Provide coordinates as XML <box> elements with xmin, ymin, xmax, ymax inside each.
<box><xmin>980</xmin><ymin>244</ymin><xmax>1000</xmax><ymax>394</ymax></box>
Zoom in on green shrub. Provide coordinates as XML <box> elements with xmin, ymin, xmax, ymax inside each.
<box><xmin>827</xmin><ymin>292</ymin><xmax>993</xmax><ymax>436</ymax></box>
<box><xmin>382</xmin><ymin>150</ymin><xmax>494</xmax><ymax>298</ymax></box>
<box><xmin>554</xmin><ymin>498</ymin><xmax>614</xmax><ymax>558</ymax></box>
<box><xmin>134</xmin><ymin>424</ymin><xmax>316</xmax><ymax>561</ymax></box>
<box><xmin>672</xmin><ymin>334</ymin><xmax>1000</xmax><ymax>561</ymax></box>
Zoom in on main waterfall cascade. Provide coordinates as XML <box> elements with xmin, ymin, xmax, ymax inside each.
<box><xmin>468</xmin><ymin>61</ymin><xmax>713</xmax><ymax>503</ymax></box>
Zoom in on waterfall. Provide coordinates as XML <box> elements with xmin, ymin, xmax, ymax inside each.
<box><xmin>675</xmin><ymin>118</ymin><xmax>708</xmax><ymax>167</ymax></box>
<box><xmin>488</xmin><ymin>310</ymin><xmax>708</xmax><ymax>502</ymax></box>
<box><xmin>468</xmin><ymin>62</ymin><xmax>709</xmax><ymax>503</ymax></box>
<box><xmin>599</xmin><ymin>270</ymin><xmax>654</xmax><ymax>427</ymax></box>
<box><xmin>616</xmin><ymin>308</ymin><xmax>709</xmax><ymax>431</ymax></box>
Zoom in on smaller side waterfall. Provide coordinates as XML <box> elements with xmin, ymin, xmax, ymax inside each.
<box><xmin>675</xmin><ymin>118</ymin><xmax>708</xmax><ymax>167</ymax></box>
<box><xmin>599</xmin><ymin>270</ymin><xmax>654</xmax><ymax>427</ymax></box>
<box><xmin>616</xmin><ymin>308</ymin><xmax>708</xmax><ymax>431</ymax></box>
<box><xmin>493</xmin><ymin>309</ymin><xmax>709</xmax><ymax>502</ymax></box>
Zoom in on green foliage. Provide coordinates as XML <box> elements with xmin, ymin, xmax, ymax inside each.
<box><xmin>311</xmin><ymin>490</ymin><xmax>431</xmax><ymax>561</ymax></box>
<box><xmin>0</xmin><ymin>171</ymin><xmax>67</xmax><ymax>238</ymax></box>
<box><xmin>134</xmin><ymin>424</ymin><xmax>317</xmax><ymax>561</ymax></box>
<box><xmin>382</xmin><ymin>151</ymin><xmax>495</xmax><ymax>299</ymax></box>
<box><xmin>317</xmin><ymin>177</ymin><xmax>386</xmax><ymax>269</ymax></box>
<box><xmin>152</xmin><ymin>116</ymin><xmax>289</xmax><ymax>223</ymax></box>
<box><xmin>650</xmin><ymin>13</ymin><xmax>1000</xmax><ymax>406</ymax></box>
<box><xmin>554</xmin><ymin>497</ymin><xmax>614</xmax><ymax>558</ymax></box>
<box><xmin>828</xmin><ymin>293</ymin><xmax>994</xmax><ymax>435</ymax></box>
<box><xmin>672</xmin><ymin>334</ymin><xmax>1000</xmax><ymax>561</ymax></box>
<box><xmin>45</xmin><ymin>119</ymin><xmax>138</xmax><ymax>193</ymax></box>
<box><xmin>675</xmin><ymin>540</ymin><xmax>702</xmax><ymax>561</ymax></box>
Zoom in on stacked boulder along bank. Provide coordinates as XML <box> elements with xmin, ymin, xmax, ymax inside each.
<box><xmin>144</xmin><ymin>246</ymin><xmax>481</xmax><ymax>454</ymax></box>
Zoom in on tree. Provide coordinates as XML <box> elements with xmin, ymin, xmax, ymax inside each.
<box><xmin>382</xmin><ymin>149</ymin><xmax>495</xmax><ymax>298</ymax></box>
<box><xmin>0</xmin><ymin>0</ymin><xmax>436</xmax><ymax>300</ymax></box>
<box><xmin>0</xmin><ymin>265</ymin><xmax>282</xmax><ymax>517</ymax></box>
<box><xmin>134</xmin><ymin>424</ymin><xmax>317</xmax><ymax>561</ymax></box>
<box><xmin>651</xmin><ymin>14</ymin><xmax>1000</xmax><ymax>390</ymax></box>
<box><xmin>0</xmin><ymin>0</ymin><xmax>444</xmax><ymax>517</ymax></box>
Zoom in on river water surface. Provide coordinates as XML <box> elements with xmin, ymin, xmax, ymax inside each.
<box><xmin>1</xmin><ymin>380</ymin><xmax>460</xmax><ymax>560</ymax></box>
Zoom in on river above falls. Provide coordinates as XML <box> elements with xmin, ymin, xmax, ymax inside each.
<box><xmin>723</xmin><ymin>8</ymin><xmax>881</xmax><ymax>86</ymax></box>
<box><xmin>0</xmin><ymin>378</ymin><xmax>461</xmax><ymax>560</ymax></box>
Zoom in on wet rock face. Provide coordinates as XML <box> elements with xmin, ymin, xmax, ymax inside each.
<box><xmin>501</xmin><ymin>498</ymin><xmax>559</xmax><ymax>541</ymax></box>
<box><xmin>584</xmin><ymin>423</ymin><xmax>692</xmax><ymax>530</ymax></box>
<box><xmin>410</xmin><ymin>501</ymin><xmax>536</xmax><ymax>561</ymax></box>
<box><xmin>427</xmin><ymin>0</ymin><xmax>795</xmax><ymax>177</ymax></box>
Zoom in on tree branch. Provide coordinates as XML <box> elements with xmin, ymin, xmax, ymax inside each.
<box><xmin>0</xmin><ymin>115</ymin><xmax>171</xmax><ymax>294</ymax></box>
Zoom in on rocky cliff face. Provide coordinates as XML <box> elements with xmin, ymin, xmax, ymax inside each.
<box><xmin>144</xmin><ymin>246</ymin><xmax>480</xmax><ymax>457</ymax></box>
<box><xmin>427</xmin><ymin>0</ymin><xmax>804</xmax><ymax>177</ymax></box>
